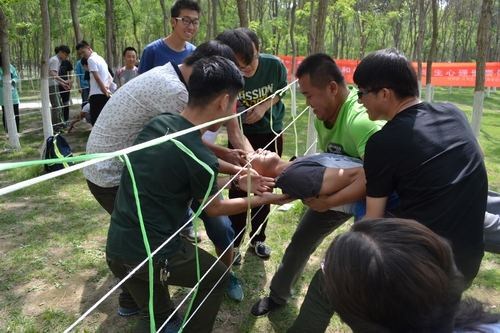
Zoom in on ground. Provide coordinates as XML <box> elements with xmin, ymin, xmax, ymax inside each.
<box><xmin>0</xmin><ymin>87</ymin><xmax>499</xmax><ymax>332</ymax></box>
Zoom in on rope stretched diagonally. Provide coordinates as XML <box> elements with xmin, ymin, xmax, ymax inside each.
<box><xmin>0</xmin><ymin>80</ymin><xmax>310</xmax><ymax>333</ymax></box>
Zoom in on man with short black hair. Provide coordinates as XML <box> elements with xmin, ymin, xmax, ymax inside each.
<box><xmin>356</xmin><ymin>48</ymin><xmax>487</xmax><ymax>284</ymax></box>
<box><xmin>114</xmin><ymin>47</ymin><xmax>138</xmax><ymax>88</ymax></box>
<box><xmin>76</xmin><ymin>40</ymin><xmax>112</xmax><ymax>125</ymax></box>
<box><xmin>138</xmin><ymin>0</ymin><xmax>200</xmax><ymax>73</ymax></box>
<box><xmin>251</xmin><ymin>53</ymin><xmax>381</xmax><ymax>317</ymax></box>
<box><xmin>48</xmin><ymin>45</ymin><xmax>71</xmax><ymax>127</ymax></box>
<box><xmin>106</xmin><ymin>56</ymin><xmax>289</xmax><ymax>333</ymax></box>
<box><xmin>217</xmin><ymin>28</ymin><xmax>289</xmax><ymax>261</ymax></box>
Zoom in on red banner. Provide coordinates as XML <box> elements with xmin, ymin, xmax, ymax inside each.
<box><xmin>278</xmin><ymin>55</ymin><xmax>500</xmax><ymax>88</ymax></box>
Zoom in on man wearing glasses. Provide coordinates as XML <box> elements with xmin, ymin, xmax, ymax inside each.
<box><xmin>138</xmin><ymin>0</ymin><xmax>200</xmax><ymax>74</ymax></box>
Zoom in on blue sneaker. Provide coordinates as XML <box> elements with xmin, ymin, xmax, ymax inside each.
<box><xmin>163</xmin><ymin>313</ymin><xmax>182</xmax><ymax>333</ymax></box>
<box><xmin>227</xmin><ymin>272</ymin><xmax>244</xmax><ymax>302</ymax></box>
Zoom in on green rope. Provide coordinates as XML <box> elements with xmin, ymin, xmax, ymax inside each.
<box><xmin>170</xmin><ymin>138</ymin><xmax>215</xmax><ymax>332</ymax></box>
<box><xmin>122</xmin><ymin>154</ymin><xmax>156</xmax><ymax>332</ymax></box>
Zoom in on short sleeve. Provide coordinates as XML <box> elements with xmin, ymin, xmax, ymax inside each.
<box><xmin>348</xmin><ymin>113</ymin><xmax>382</xmax><ymax>159</ymax></box>
<box><xmin>48</xmin><ymin>57</ymin><xmax>59</xmax><ymax>73</ymax></box>
<box><xmin>138</xmin><ymin>46</ymin><xmax>154</xmax><ymax>74</ymax></box>
<box><xmin>87</xmin><ymin>57</ymin><xmax>98</xmax><ymax>72</ymax></box>
<box><xmin>185</xmin><ymin>154</ymin><xmax>219</xmax><ymax>201</ymax></box>
<box><xmin>364</xmin><ymin>133</ymin><xmax>397</xmax><ymax>198</ymax></box>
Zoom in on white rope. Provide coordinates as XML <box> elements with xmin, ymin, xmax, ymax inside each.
<box><xmin>64</xmin><ymin>89</ymin><xmax>307</xmax><ymax>332</ymax></box>
<box><xmin>0</xmin><ymin>80</ymin><xmax>299</xmax><ymax>196</ymax></box>
<box><xmin>1</xmin><ymin>79</ymin><xmax>306</xmax><ymax>331</ymax></box>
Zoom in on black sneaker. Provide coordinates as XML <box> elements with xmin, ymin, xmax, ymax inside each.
<box><xmin>250</xmin><ymin>241</ymin><xmax>271</xmax><ymax>259</ymax></box>
<box><xmin>251</xmin><ymin>296</ymin><xmax>283</xmax><ymax>316</ymax></box>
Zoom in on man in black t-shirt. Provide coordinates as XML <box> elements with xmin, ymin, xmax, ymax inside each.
<box><xmin>285</xmin><ymin>48</ymin><xmax>488</xmax><ymax>333</ymax></box>
<box><xmin>354</xmin><ymin>48</ymin><xmax>487</xmax><ymax>284</ymax></box>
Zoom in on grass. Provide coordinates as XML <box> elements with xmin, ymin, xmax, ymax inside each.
<box><xmin>0</xmin><ymin>87</ymin><xmax>499</xmax><ymax>332</ymax></box>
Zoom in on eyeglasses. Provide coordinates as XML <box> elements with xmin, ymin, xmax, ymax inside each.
<box><xmin>357</xmin><ymin>89</ymin><xmax>377</xmax><ymax>99</ymax></box>
<box><xmin>174</xmin><ymin>17</ymin><xmax>200</xmax><ymax>27</ymax></box>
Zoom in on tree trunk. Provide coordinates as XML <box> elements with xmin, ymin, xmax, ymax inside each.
<box><xmin>425</xmin><ymin>0</ymin><xmax>438</xmax><ymax>102</ymax></box>
<box><xmin>471</xmin><ymin>0</ymin><xmax>493</xmax><ymax>137</ymax></box>
<box><xmin>159</xmin><ymin>0</ymin><xmax>169</xmax><ymax>37</ymax></box>
<box><xmin>105</xmin><ymin>0</ymin><xmax>116</xmax><ymax>69</ymax></box>
<box><xmin>290</xmin><ymin>0</ymin><xmax>297</xmax><ymax>74</ymax></box>
<box><xmin>312</xmin><ymin>0</ymin><xmax>327</xmax><ymax>53</ymax></box>
<box><xmin>210</xmin><ymin>0</ymin><xmax>218</xmax><ymax>40</ymax></box>
<box><xmin>236</xmin><ymin>0</ymin><xmax>249</xmax><ymax>28</ymax></box>
<box><xmin>0</xmin><ymin>7</ymin><xmax>20</xmax><ymax>149</ymax></box>
<box><xmin>40</xmin><ymin>0</ymin><xmax>53</xmax><ymax>140</ymax></box>
<box><xmin>70</xmin><ymin>0</ymin><xmax>83</xmax><ymax>44</ymax></box>
<box><xmin>415</xmin><ymin>0</ymin><xmax>426</xmax><ymax>98</ymax></box>
<box><xmin>307</xmin><ymin>0</ymin><xmax>316</xmax><ymax>55</ymax></box>
<box><xmin>125</xmin><ymin>0</ymin><xmax>141</xmax><ymax>56</ymax></box>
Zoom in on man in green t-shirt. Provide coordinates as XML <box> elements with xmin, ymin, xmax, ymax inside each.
<box><xmin>216</xmin><ymin>28</ymin><xmax>288</xmax><ymax>261</ymax></box>
<box><xmin>106</xmin><ymin>56</ymin><xmax>289</xmax><ymax>333</ymax></box>
<box><xmin>251</xmin><ymin>54</ymin><xmax>382</xmax><ymax>322</ymax></box>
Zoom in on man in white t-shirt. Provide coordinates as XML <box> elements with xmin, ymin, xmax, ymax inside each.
<box><xmin>48</xmin><ymin>45</ymin><xmax>71</xmax><ymax>127</ymax></box>
<box><xmin>76</xmin><ymin>40</ymin><xmax>112</xmax><ymax>125</ymax></box>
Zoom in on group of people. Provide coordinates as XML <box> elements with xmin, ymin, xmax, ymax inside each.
<box><xmin>70</xmin><ymin>0</ymin><xmax>500</xmax><ymax>332</ymax></box>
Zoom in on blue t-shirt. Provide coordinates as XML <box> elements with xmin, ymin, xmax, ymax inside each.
<box><xmin>138</xmin><ymin>38</ymin><xmax>195</xmax><ymax>74</ymax></box>
<box><xmin>75</xmin><ymin>60</ymin><xmax>89</xmax><ymax>89</ymax></box>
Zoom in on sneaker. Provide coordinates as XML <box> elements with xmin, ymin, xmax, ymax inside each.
<box><xmin>179</xmin><ymin>225</ymin><xmax>202</xmax><ymax>243</ymax></box>
<box><xmin>251</xmin><ymin>296</ymin><xmax>283</xmax><ymax>316</ymax></box>
<box><xmin>117</xmin><ymin>306</ymin><xmax>140</xmax><ymax>317</ymax></box>
<box><xmin>163</xmin><ymin>313</ymin><xmax>182</xmax><ymax>333</ymax></box>
<box><xmin>227</xmin><ymin>272</ymin><xmax>244</xmax><ymax>301</ymax></box>
<box><xmin>233</xmin><ymin>248</ymin><xmax>242</xmax><ymax>266</ymax></box>
<box><xmin>250</xmin><ymin>241</ymin><xmax>271</xmax><ymax>259</ymax></box>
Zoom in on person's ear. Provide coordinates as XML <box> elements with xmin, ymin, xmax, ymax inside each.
<box><xmin>327</xmin><ymin>80</ymin><xmax>339</xmax><ymax>95</ymax></box>
<box><xmin>219</xmin><ymin>93</ymin><xmax>231</xmax><ymax>114</ymax></box>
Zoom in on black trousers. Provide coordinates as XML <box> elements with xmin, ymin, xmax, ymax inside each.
<box><xmin>89</xmin><ymin>94</ymin><xmax>109</xmax><ymax>125</ymax></box>
<box><xmin>2</xmin><ymin>104</ymin><xmax>19</xmax><ymax>133</ymax></box>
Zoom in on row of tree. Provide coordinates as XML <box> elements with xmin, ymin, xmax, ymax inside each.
<box><xmin>0</xmin><ymin>0</ymin><xmax>496</xmax><ymax>149</ymax></box>
<box><xmin>0</xmin><ymin>0</ymin><xmax>498</xmax><ymax>78</ymax></box>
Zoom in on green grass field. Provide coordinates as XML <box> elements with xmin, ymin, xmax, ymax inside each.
<box><xmin>0</xmin><ymin>87</ymin><xmax>498</xmax><ymax>332</ymax></box>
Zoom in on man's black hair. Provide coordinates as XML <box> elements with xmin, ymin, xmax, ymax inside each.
<box><xmin>296</xmin><ymin>53</ymin><xmax>345</xmax><ymax>87</ymax></box>
<box><xmin>353</xmin><ymin>48</ymin><xmax>419</xmax><ymax>99</ymax></box>
<box><xmin>215</xmin><ymin>29</ymin><xmax>254</xmax><ymax>66</ymax></box>
<box><xmin>187</xmin><ymin>56</ymin><xmax>244</xmax><ymax>108</ymax></box>
<box><xmin>54</xmin><ymin>46</ymin><xmax>60</xmax><ymax>54</ymax></box>
<box><xmin>183</xmin><ymin>40</ymin><xmax>236</xmax><ymax>66</ymax></box>
<box><xmin>171</xmin><ymin>0</ymin><xmax>200</xmax><ymax>17</ymax></box>
<box><xmin>235</xmin><ymin>27</ymin><xmax>260</xmax><ymax>52</ymax></box>
<box><xmin>58</xmin><ymin>45</ymin><xmax>71</xmax><ymax>55</ymax></box>
<box><xmin>122</xmin><ymin>46</ymin><xmax>137</xmax><ymax>57</ymax></box>
<box><xmin>76</xmin><ymin>40</ymin><xmax>90</xmax><ymax>51</ymax></box>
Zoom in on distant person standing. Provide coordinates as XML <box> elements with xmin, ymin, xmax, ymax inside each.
<box><xmin>0</xmin><ymin>53</ymin><xmax>20</xmax><ymax>133</ymax></box>
<box><xmin>48</xmin><ymin>45</ymin><xmax>71</xmax><ymax>128</ymax></box>
<box><xmin>138</xmin><ymin>0</ymin><xmax>200</xmax><ymax>74</ymax></box>
<box><xmin>76</xmin><ymin>41</ymin><xmax>112</xmax><ymax>125</ymax></box>
<box><xmin>75</xmin><ymin>57</ymin><xmax>90</xmax><ymax>107</ymax></box>
<box><xmin>114</xmin><ymin>47</ymin><xmax>138</xmax><ymax>89</ymax></box>
<box><xmin>58</xmin><ymin>58</ymin><xmax>73</xmax><ymax>125</ymax></box>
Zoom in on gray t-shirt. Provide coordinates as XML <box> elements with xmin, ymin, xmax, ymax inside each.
<box><xmin>276</xmin><ymin>153</ymin><xmax>362</xmax><ymax>199</ymax></box>
<box><xmin>84</xmin><ymin>62</ymin><xmax>188</xmax><ymax>187</ymax></box>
